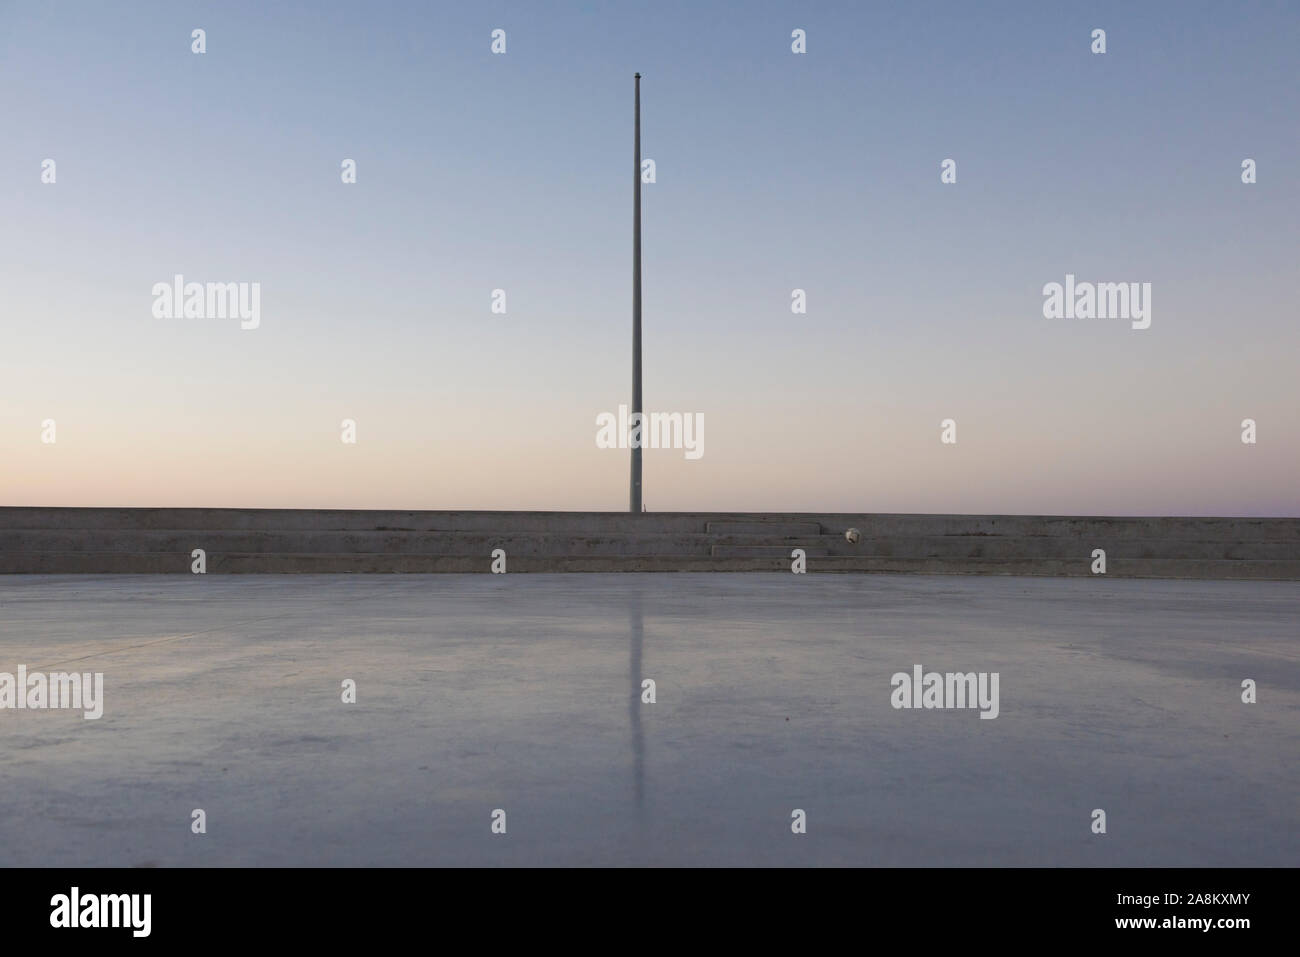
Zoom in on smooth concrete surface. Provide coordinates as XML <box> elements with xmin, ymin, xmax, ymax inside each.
<box><xmin>1</xmin><ymin>573</ymin><xmax>1297</xmax><ymax>866</ymax></box>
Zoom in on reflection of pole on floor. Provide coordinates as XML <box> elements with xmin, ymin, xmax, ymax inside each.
<box><xmin>630</xmin><ymin>72</ymin><xmax>643</xmax><ymax>514</ymax></box>
<box><xmin>629</xmin><ymin>589</ymin><xmax>645</xmax><ymax>808</ymax></box>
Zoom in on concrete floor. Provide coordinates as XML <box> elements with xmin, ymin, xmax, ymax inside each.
<box><xmin>1</xmin><ymin>573</ymin><xmax>1297</xmax><ymax>867</ymax></box>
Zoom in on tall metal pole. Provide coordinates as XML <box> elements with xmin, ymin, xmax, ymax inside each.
<box><xmin>630</xmin><ymin>72</ymin><xmax>643</xmax><ymax>513</ymax></box>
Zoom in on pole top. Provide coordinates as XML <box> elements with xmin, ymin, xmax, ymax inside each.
<box><xmin>635</xmin><ymin>72</ymin><xmax>641</xmax><ymax>79</ymax></box>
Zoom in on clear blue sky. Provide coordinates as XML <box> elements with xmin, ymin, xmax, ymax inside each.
<box><xmin>2</xmin><ymin>0</ymin><xmax>1297</xmax><ymax>513</ymax></box>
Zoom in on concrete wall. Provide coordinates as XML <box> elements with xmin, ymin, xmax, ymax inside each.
<box><xmin>2</xmin><ymin>508</ymin><xmax>1298</xmax><ymax>578</ymax></box>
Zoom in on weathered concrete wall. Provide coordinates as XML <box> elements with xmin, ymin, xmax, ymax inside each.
<box><xmin>1</xmin><ymin>508</ymin><xmax>1297</xmax><ymax>578</ymax></box>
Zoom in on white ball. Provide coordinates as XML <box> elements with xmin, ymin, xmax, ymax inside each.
<box><xmin>845</xmin><ymin>527</ymin><xmax>861</xmax><ymax>544</ymax></box>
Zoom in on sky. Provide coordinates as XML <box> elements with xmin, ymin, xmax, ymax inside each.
<box><xmin>1</xmin><ymin>0</ymin><xmax>1297</xmax><ymax>514</ymax></box>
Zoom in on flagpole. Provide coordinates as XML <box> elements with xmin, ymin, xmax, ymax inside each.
<box><xmin>630</xmin><ymin>72</ymin><xmax>644</xmax><ymax>513</ymax></box>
